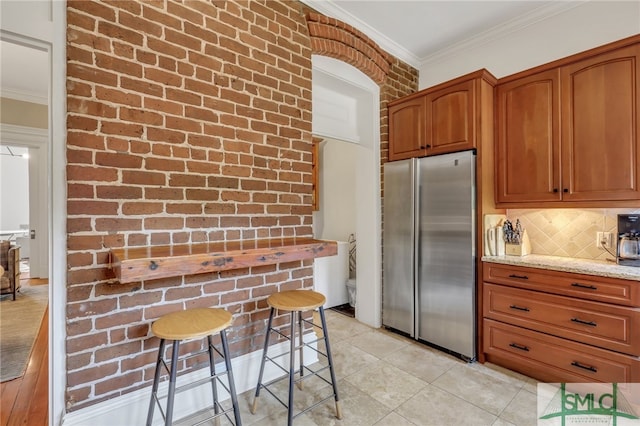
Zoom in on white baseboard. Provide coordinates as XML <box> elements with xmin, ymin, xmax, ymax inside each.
<box><xmin>62</xmin><ymin>337</ymin><xmax>319</xmax><ymax>426</ymax></box>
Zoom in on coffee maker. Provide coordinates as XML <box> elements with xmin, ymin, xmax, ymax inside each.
<box><xmin>617</xmin><ymin>214</ymin><xmax>640</xmax><ymax>267</ymax></box>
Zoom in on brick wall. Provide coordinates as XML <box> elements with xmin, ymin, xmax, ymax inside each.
<box><xmin>65</xmin><ymin>0</ymin><xmax>418</xmax><ymax>411</ymax></box>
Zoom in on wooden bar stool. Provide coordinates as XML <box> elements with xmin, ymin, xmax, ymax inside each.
<box><xmin>146</xmin><ymin>308</ymin><xmax>242</xmax><ymax>426</ymax></box>
<box><xmin>251</xmin><ymin>290</ymin><xmax>342</xmax><ymax>425</ymax></box>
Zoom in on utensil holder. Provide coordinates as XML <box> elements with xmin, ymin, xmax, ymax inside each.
<box><xmin>505</xmin><ymin>230</ymin><xmax>531</xmax><ymax>257</ymax></box>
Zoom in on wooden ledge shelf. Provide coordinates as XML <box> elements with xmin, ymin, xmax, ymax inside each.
<box><xmin>110</xmin><ymin>238</ymin><xmax>337</xmax><ymax>284</ymax></box>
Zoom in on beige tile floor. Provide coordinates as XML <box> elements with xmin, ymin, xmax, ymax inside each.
<box><xmin>230</xmin><ymin>310</ymin><xmax>540</xmax><ymax>426</ymax></box>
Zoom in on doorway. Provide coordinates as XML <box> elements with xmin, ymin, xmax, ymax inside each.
<box><xmin>0</xmin><ymin>36</ymin><xmax>51</xmax><ymax>424</ymax></box>
<box><xmin>311</xmin><ymin>55</ymin><xmax>382</xmax><ymax>328</ymax></box>
<box><xmin>0</xmin><ymin>40</ymin><xmax>50</xmax><ymax>279</ymax></box>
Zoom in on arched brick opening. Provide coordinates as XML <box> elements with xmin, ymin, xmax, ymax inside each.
<box><xmin>305</xmin><ymin>12</ymin><xmax>391</xmax><ymax>85</ymax></box>
<box><xmin>303</xmin><ymin>10</ymin><xmax>418</xmax><ymax>163</ymax></box>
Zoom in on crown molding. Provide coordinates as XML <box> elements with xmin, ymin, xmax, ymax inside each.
<box><xmin>1</xmin><ymin>87</ymin><xmax>48</xmax><ymax>105</ymax></box>
<box><xmin>301</xmin><ymin>0</ymin><xmax>587</xmax><ymax>71</ymax></box>
<box><xmin>420</xmin><ymin>1</ymin><xmax>586</xmax><ymax>67</ymax></box>
<box><xmin>301</xmin><ymin>0</ymin><xmax>421</xmax><ymax>69</ymax></box>
<box><xmin>0</xmin><ymin>123</ymin><xmax>48</xmax><ymax>145</ymax></box>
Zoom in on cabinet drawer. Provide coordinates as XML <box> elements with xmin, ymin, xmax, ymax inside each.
<box><xmin>484</xmin><ymin>319</ymin><xmax>640</xmax><ymax>383</ymax></box>
<box><xmin>483</xmin><ymin>263</ymin><xmax>640</xmax><ymax>306</ymax></box>
<box><xmin>484</xmin><ymin>283</ymin><xmax>640</xmax><ymax>355</ymax></box>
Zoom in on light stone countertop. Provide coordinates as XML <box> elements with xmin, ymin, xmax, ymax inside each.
<box><xmin>482</xmin><ymin>254</ymin><xmax>640</xmax><ymax>282</ymax></box>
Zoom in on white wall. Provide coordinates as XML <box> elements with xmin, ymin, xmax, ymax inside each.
<box><xmin>313</xmin><ymin>139</ymin><xmax>358</xmax><ymax>242</ymax></box>
<box><xmin>419</xmin><ymin>1</ymin><xmax>640</xmax><ymax>88</ymax></box>
<box><xmin>0</xmin><ymin>151</ymin><xmax>29</xmax><ymax>230</ymax></box>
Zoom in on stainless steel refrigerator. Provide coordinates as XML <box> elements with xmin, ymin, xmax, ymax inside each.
<box><xmin>383</xmin><ymin>150</ymin><xmax>476</xmax><ymax>361</ymax></box>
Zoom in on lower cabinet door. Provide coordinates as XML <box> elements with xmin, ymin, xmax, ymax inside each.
<box><xmin>484</xmin><ymin>319</ymin><xmax>640</xmax><ymax>384</ymax></box>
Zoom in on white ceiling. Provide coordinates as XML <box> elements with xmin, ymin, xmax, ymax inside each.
<box><xmin>0</xmin><ymin>1</ymin><xmax>583</xmax><ymax>103</ymax></box>
<box><xmin>304</xmin><ymin>0</ymin><xmax>582</xmax><ymax>67</ymax></box>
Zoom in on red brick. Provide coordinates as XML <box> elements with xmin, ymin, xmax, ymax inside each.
<box><xmin>95</xmin><ymin>53</ymin><xmax>143</xmax><ymax>77</ymax></box>
<box><xmin>95</xmin><ymin>185</ymin><xmax>143</xmax><ymax>200</ymax></box>
<box><xmin>95</xmin><ymin>152</ymin><xmax>143</xmax><ymax>168</ymax></box>
<box><xmin>118</xmin><ymin>11</ymin><xmax>162</xmax><ymax>37</ymax></box>
<box><xmin>185</xmin><ymin>189</ymin><xmax>220</xmax><ymax>201</ymax></box>
<box><xmin>67</xmin><ymin>165</ymin><xmax>118</xmax><ymax>182</ymax></box>
<box><xmin>166</xmin><ymin>203</ymin><xmax>202</xmax><ymax>215</ymax></box>
<box><xmin>165</xmin><ymin>116</ymin><xmax>201</xmax><ymax>133</ymax></box>
<box><xmin>168</xmin><ymin>174</ymin><xmax>206</xmax><ymax>187</ymax></box>
<box><xmin>67</xmin><ymin>149</ymin><xmax>93</xmax><ymax>165</ymax></box>
<box><xmin>119</xmin><ymin>107</ymin><xmax>163</xmax><ymax>125</ymax></box>
<box><xmin>119</xmin><ymin>291</ymin><xmax>163</xmax><ymax>309</ymax></box>
<box><xmin>95</xmin><ymin>309</ymin><xmax>144</xmax><ymax>330</ymax></box>
<box><xmin>143</xmin><ymin>217</ymin><xmax>184</xmax><ymax>230</ymax></box>
<box><xmin>145</xmin><ymin>187</ymin><xmax>184</xmax><ymax>200</ymax></box>
<box><xmin>122</xmin><ymin>202</ymin><xmax>164</xmax><ymax>215</ymax></box>
<box><xmin>68</xmin><ymin>200</ymin><xmax>118</xmax><ymax>215</ymax></box>
<box><xmin>100</xmin><ymin>121</ymin><xmax>144</xmax><ymax>137</ymax></box>
<box><xmin>147</xmin><ymin>37</ymin><xmax>187</xmax><ymax>59</ymax></box>
<box><xmin>122</xmin><ymin>170</ymin><xmax>166</xmax><ymax>186</ymax></box>
<box><xmin>121</xmin><ymin>76</ymin><xmax>164</xmax><ymax>97</ymax></box>
<box><xmin>97</xmin><ymin>21</ymin><xmax>143</xmax><ymax>46</ymax></box>
<box><xmin>94</xmin><ymin>371</ymin><xmax>143</xmax><ymax>396</ymax></box>
<box><xmin>144</xmin><ymin>157</ymin><xmax>185</xmax><ymax>172</ymax></box>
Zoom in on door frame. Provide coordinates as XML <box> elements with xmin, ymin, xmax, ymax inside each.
<box><xmin>0</xmin><ymin>2</ymin><xmax>67</xmax><ymax>421</ymax></box>
<box><xmin>311</xmin><ymin>55</ymin><xmax>382</xmax><ymax>328</ymax></box>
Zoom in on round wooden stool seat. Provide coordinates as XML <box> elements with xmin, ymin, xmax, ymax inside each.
<box><xmin>267</xmin><ymin>290</ymin><xmax>326</xmax><ymax>312</ymax></box>
<box><xmin>151</xmin><ymin>308</ymin><xmax>232</xmax><ymax>341</ymax></box>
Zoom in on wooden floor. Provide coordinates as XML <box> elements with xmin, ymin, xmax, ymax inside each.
<box><xmin>1</xmin><ymin>278</ymin><xmax>49</xmax><ymax>426</ymax></box>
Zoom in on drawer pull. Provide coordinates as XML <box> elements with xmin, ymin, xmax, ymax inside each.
<box><xmin>508</xmin><ymin>274</ymin><xmax>529</xmax><ymax>280</ymax></box>
<box><xmin>571</xmin><ymin>361</ymin><xmax>598</xmax><ymax>373</ymax></box>
<box><xmin>509</xmin><ymin>343</ymin><xmax>529</xmax><ymax>352</ymax></box>
<box><xmin>509</xmin><ymin>304</ymin><xmax>530</xmax><ymax>312</ymax></box>
<box><xmin>571</xmin><ymin>282</ymin><xmax>598</xmax><ymax>290</ymax></box>
<box><xmin>571</xmin><ymin>318</ymin><xmax>597</xmax><ymax>327</ymax></box>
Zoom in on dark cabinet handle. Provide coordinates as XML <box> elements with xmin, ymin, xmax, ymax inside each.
<box><xmin>508</xmin><ymin>274</ymin><xmax>529</xmax><ymax>280</ymax></box>
<box><xmin>509</xmin><ymin>304</ymin><xmax>530</xmax><ymax>312</ymax></box>
<box><xmin>509</xmin><ymin>343</ymin><xmax>529</xmax><ymax>352</ymax></box>
<box><xmin>553</xmin><ymin>188</ymin><xmax>558</xmax><ymax>193</ymax></box>
<box><xmin>571</xmin><ymin>361</ymin><xmax>597</xmax><ymax>373</ymax></box>
<box><xmin>420</xmin><ymin>145</ymin><xmax>426</xmax><ymax>149</ymax></box>
<box><xmin>563</xmin><ymin>188</ymin><xmax>569</xmax><ymax>193</ymax></box>
<box><xmin>426</xmin><ymin>144</ymin><xmax>431</xmax><ymax>148</ymax></box>
<box><xmin>571</xmin><ymin>318</ymin><xmax>597</xmax><ymax>327</ymax></box>
<box><xmin>571</xmin><ymin>282</ymin><xmax>598</xmax><ymax>290</ymax></box>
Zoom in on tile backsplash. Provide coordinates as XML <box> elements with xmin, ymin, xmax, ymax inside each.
<box><xmin>507</xmin><ymin>208</ymin><xmax>640</xmax><ymax>261</ymax></box>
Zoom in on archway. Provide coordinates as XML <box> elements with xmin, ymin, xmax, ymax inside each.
<box><xmin>311</xmin><ymin>55</ymin><xmax>381</xmax><ymax>328</ymax></box>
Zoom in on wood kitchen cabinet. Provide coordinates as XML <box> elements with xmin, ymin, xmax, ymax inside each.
<box><xmin>388</xmin><ymin>69</ymin><xmax>495</xmax><ymax>161</ymax></box>
<box><xmin>482</xmin><ymin>262</ymin><xmax>640</xmax><ymax>383</ymax></box>
<box><xmin>388</xmin><ymin>97</ymin><xmax>427</xmax><ymax>160</ymax></box>
<box><xmin>561</xmin><ymin>43</ymin><xmax>640</xmax><ymax>202</ymax></box>
<box><xmin>425</xmin><ymin>78</ymin><xmax>475</xmax><ymax>156</ymax></box>
<box><xmin>496</xmin><ymin>69</ymin><xmax>560</xmax><ymax>203</ymax></box>
<box><xmin>496</xmin><ymin>36</ymin><xmax>640</xmax><ymax>206</ymax></box>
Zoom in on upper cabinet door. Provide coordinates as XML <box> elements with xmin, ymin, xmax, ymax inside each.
<box><xmin>561</xmin><ymin>44</ymin><xmax>640</xmax><ymax>201</ymax></box>
<box><xmin>496</xmin><ymin>69</ymin><xmax>561</xmax><ymax>203</ymax></box>
<box><xmin>388</xmin><ymin>97</ymin><xmax>427</xmax><ymax>161</ymax></box>
<box><xmin>426</xmin><ymin>79</ymin><xmax>476</xmax><ymax>155</ymax></box>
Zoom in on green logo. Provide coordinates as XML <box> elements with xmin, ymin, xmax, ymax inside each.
<box><xmin>539</xmin><ymin>383</ymin><xmax>639</xmax><ymax>425</ymax></box>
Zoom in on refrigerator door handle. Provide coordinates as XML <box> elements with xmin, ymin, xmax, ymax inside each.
<box><xmin>413</xmin><ymin>159</ymin><xmax>420</xmax><ymax>339</ymax></box>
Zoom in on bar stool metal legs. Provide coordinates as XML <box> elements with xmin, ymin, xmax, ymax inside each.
<box><xmin>318</xmin><ymin>306</ymin><xmax>341</xmax><ymax>419</ymax></box>
<box><xmin>146</xmin><ymin>308</ymin><xmax>242</xmax><ymax>426</ymax></box>
<box><xmin>251</xmin><ymin>290</ymin><xmax>342</xmax><ymax>425</ymax></box>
